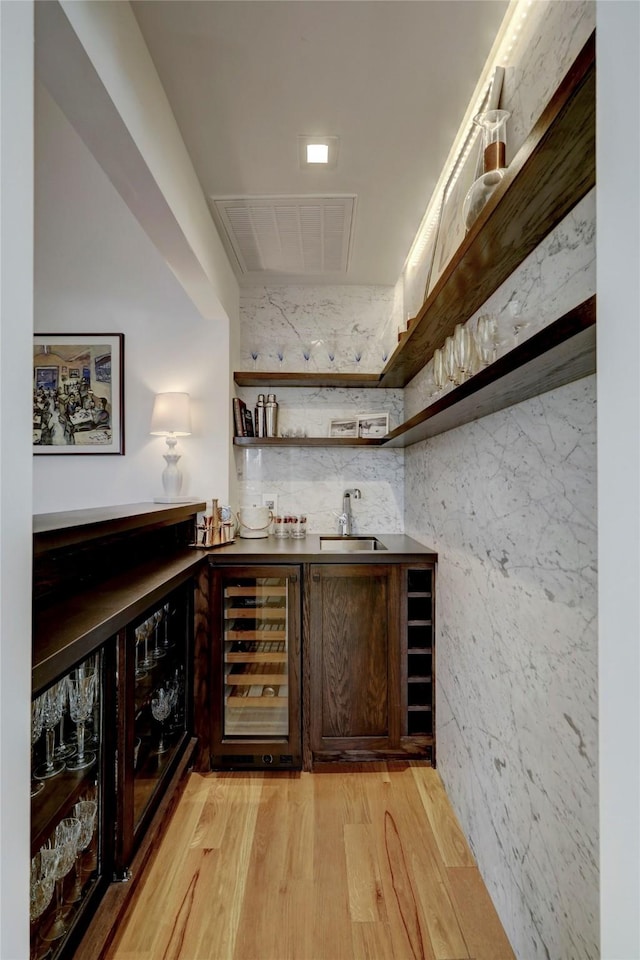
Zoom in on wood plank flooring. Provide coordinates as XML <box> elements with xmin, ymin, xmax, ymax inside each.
<box><xmin>107</xmin><ymin>763</ymin><xmax>515</xmax><ymax>960</ymax></box>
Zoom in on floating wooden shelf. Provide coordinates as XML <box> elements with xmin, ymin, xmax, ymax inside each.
<box><xmin>379</xmin><ymin>31</ymin><xmax>595</xmax><ymax>389</ymax></box>
<box><xmin>384</xmin><ymin>296</ymin><xmax>595</xmax><ymax>447</ymax></box>
<box><xmin>234</xmin><ymin>371</ymin><xmax>383</xmax><ymax>388</ymax></box>
<box><xmin>233</xmin><ymin>436</ymin><xmax>383</xmax><ymax>448</ymax></box>
<box><xmin>231</xmin><ymin>35</ymin><xmax>595</xmax><ymax>450</ymax></box>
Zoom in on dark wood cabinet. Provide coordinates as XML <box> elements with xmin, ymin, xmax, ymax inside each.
<box><xmin>31</xmin><ymin>502</ymin><xmax>204</xmax><ymax>960</ymax></box>
<box><xmin>307</xmin><ymin>561</ymin><xmax>436</xmax><ymax>765</ymax></box>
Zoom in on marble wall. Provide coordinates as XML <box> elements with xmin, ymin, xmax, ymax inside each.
<box><xmin>405</xmin><ymin>377</ymin><xmax>598</xmax><ymax>960</ymax></box>
<box><xmin>237</xmin><ymin>286</ymin><xmax>404</xmax><ymax>532</ymax></box>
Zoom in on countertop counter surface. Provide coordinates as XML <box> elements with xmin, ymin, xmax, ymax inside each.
<box><xmin>201</xmin><ymin>533</ymin><xmax>437</xmax><ymax>563</ymax></box>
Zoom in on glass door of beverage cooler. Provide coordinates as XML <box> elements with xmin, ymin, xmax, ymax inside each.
<box><xmin>213</xmin><ymin>566</ymin><xmax>301</xmax><ymax>768</ymax></box>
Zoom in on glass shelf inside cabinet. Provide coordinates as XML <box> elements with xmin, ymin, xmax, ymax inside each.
<box><xmin>131</xmin><ymin>587</ymin><xmax>190</xmax><ymax>831</ymax></box>
<box><xmin>30</xmin><ymin>651</ymin><xmax>103</xmax><ymax>960</ymax></box>
<box><xmin>223</xmin><ymin>577</ymin><xmax>289</xmax><ymax>737</ymax></box>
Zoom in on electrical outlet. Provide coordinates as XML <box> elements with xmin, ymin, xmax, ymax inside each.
<box><xmin>262</xmin><ymin>493</ymin><xmax>278</xmax><ymax>516</ymax></box>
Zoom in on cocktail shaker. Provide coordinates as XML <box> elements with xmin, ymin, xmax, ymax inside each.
<box><xmin>255</xmin><ymin>394</ymin><xmax>266</xmax><ymax>437</ymax></box>
<box><xmin>265</xmin><ymin>394</ymin><xmax>278</xmax><ymax>438</ymax></box>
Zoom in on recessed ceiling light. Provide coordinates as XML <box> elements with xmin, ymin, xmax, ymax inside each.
<box><xmin>298</xmin><ymin>135</ymin><xmax>339</xmax><ymax>170</ymax></box>
<box><xmin>307</xmin><ymin>143</ymin><xmax>329</xmax><ymax>164</ymax></box>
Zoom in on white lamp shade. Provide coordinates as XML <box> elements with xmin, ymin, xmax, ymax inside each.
<box><xmin>150</xmin><ymin>392</ymin><xmax>192</xmax><ymax>436</ymax></box>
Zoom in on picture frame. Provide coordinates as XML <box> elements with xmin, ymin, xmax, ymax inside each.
<box><xmin>357</xmin><ymin>413</ymin><xmax>390</xmax><ymax>439</ymax></box>
<box><xmin>33</xmin><ymin>334</ymin><xmax>125</xmax><ymax>455</ymax></box>
<box><xmin>328</xmin><ymin>417</ymin><xmax>358</xmax><ymax>439</ymax></box>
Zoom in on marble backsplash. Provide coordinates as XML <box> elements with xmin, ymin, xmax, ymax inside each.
<box><xmin>239</xmin><ymin>284</ymin><xmax>395</xmax><ymax>373</ymax></box>
<box><xmin>235</xmin><ymin>443</ymin><xmax>404</xmax><ymax>535</ymax></box>
<box><xmin>405</xmin><ymin>376</ymin><xmax>598</xmax><ymax>960</ymax></box>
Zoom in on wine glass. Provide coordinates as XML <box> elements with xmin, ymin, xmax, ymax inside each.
<box><xmin>250</xmin><ymin>348</ymin><xmax>259</xmax><ymax>370</ymax></box>
<box><xmin>453</xmin><ymin>323</ymin><xmax>473</xmax><ymax>381</ymax></box>
<box><xmin>475</xmin><ymin>313</ymin><xmax>498</xmax><ymax>366</ymax></box>
<box><xmin>443</xmin><ymin>336</ymin><xmax>460</xmax><ymax>386</ymax></box>
<box><xmin>151</xmin><ymin>608</ymin><xmax>166</xmax><ymax>660</ymax></box>
<box><xmin>161</xmin><ymin>601</ymin><xmax>173</xmax><ymax>651</ymax></box>
<box><xmin>35</xmin><ymin>681</ymin><xmax>66</xmax><ymax>780</ymax></box>
<box><xmin>275</xmin><ymin>346</ymin><xmax>285</xmax><ymax>368</ymax></box>
<box><xmin>138</xmin><ymin>618</ymin><xmax>154</xmax><ymax>671</ymax></box>
<box><xmin>432</xmin><ymin>347</ymin><xmax>446</xmax><ymax>393</ymax></box>
<box><xmin>134</xmin><ymin>624</ymin><xmax>148</xmax><ymax>679</ymax></box>
<box><xmin>151</xmin><ymin>687</ymin><xmax>172</xmax><ymax>754</ymax></box>
<box><xmin>325</xmin><ymin>341</ymin><xmax>337</xmax><ymax>366</ymax></box>
<box><xmin>66</xmin><ymin>673</ymin><xmax>96</xmax><ymax>771</ymax></box>
<box><xmin>30</xmin><ymin>847</ymin><xmax>59</xmax><ymax>959</ymax></box>
<box><xmin>66</xmin><ymin>800</ymin><xmax>98</xmax><ymax>904</ymax></box>
<box><xmin>41</xmin><ymin>818</ymin><xmax>81</xmax><ymax>942</ymax></box>
<box><xmin>31</xmin><ymin>696</ymin><xmax>46</xmax><ymax>798</ymax></box>
<box><xmin>54</xmin><ymin>681</ymin><xmax>76</xmax><ymax>763</ymax></box>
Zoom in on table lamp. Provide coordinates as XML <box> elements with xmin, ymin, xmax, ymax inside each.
<box><xmin>150</xmin><ymin>392</ymin><xmax>192</xmax><ymax>502</ymax></box>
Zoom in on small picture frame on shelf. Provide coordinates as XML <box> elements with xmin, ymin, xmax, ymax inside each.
<box><xmin>357</xmin><ymin>413</ymin><xmax>389</xmax><ymax>438</ymax></box>
<box><xmin>328</xmin><ymin>418</ymin><xmax>358</xmax><ymax>439</ymax></box>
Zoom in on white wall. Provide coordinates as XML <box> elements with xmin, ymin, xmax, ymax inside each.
<box><xmin>597</xmin><ymin>2</ymin><xmax>640</xmax><ymax>956</ymax></box>
<box><xmin>33</xmin><ymin>85</ymin><xmax>231</xmax><ymax>513</ymax></box>
<box><xmin>0</xmin><ymin>4</ymin><xmax>33</xmax><ymax>958</ymax></box>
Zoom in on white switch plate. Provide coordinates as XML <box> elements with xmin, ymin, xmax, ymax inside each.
<box><xmin>262</xmin><ymin>493</ymin><xmax>278</xmax><ymax>516</ymax></box>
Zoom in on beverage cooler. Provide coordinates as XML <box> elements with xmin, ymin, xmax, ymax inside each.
<box><xmin>210</xmin><ymin>565</ymin><xmax>301</xmax><ymax>769</ymax></box>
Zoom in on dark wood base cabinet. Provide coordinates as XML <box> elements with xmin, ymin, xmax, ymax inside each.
<box><xmin>31</xmin><ymin>503</ymin><xmax>205</xmax><ymax>960</ymax></box>
<box><xmin>306</xmin><ymin>562</ymin><xmax>435</xmax><ymax>768</ymax></box>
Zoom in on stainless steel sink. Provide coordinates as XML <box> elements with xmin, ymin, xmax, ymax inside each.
<box><xmin>319</xmin><ymin>536</ymin><xmax>387</xmax><ymax>552</ymax></box>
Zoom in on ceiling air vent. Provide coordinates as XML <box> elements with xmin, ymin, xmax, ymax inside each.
<box><xmin>210</xmin><ymin>195</ymin><xmax>356</xmax><ymax>278</ymax></box>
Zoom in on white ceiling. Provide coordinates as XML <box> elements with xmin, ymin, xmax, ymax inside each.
<box><xmin>131</xmin><ymin>0</ymin><xmax>509</xmax><ymax>287</ymax></box>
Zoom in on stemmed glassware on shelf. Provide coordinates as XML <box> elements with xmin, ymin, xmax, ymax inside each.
<box><xmin>66</xmin><ymin>800</ymin><xmax>98</xmax><ymax>904</ymax></box>
<box><xmin>250</xmin><ymin>348</ymin><xmax>259</xmax><ymax>370</ymax></box>
<box><xmin>30</xmin><ymin>846</ymin><xmax>59</xmax><ymax>958</ymax></box>
<box><xmin>443</xmin><ymin>336</ymin><xmax>461</xmax><ymax>386</ymax></box>
<box><xmin>453</xmin><ymin>323</ymin><xmax>474</xmax><ymax>381</ymax></box>
<box><xmin>134</xmin><ymin>623</ymin><xmax>148</xmax><ymax>679</ymax></box>
<box><xmin>475</xmin><ymin>313</ymin><xmax>498</xmax><ymax>366</ymax></box>
<box><xmin>138</xmin><ymin>618</ymin><xmax>154</xmax><ymax>672</ymax></box>
<box><xmin>162</xmin><ymin>601</ymin><xmax>173</xmax><ymax>652</ymax></box>
<box><xmin>151</xmin><ymin>608</ymin><xmax>166</xmax><ymax>660</ymax></box>
<box><xmin>54</xmin><ymin>682</ymin><xmax>76</xmax><ymax>764</ymax></box>
<box><xmin>66</xmin><ymin>672</ymin><xmax>96</xmax><ymax>771</ymax></box>
<box><xmin>151</xmin><ymin>687</ymin><xmax>172</xmax><ymax>754</ymax></box>
<box><xmin>35</xmin><ymin>681</ymin><xmax>66</xmax><ymax>780</ymax></box>
<box><xmin>41</xmin><ymin>817</ymin><xmax>81</xmax><ymax>942</ymax></box>
<box><xmin>31</xmin><ymin>696</ymin><xmax>46</xmax><ymax>797</ymax></box>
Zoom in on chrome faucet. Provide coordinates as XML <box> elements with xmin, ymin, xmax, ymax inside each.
<box><xmin>337</xmin><ymin>488</ymin><xmax>361</xmax><ymax>535</ymax></box>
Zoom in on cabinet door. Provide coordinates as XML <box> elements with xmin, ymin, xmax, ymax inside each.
<box><xmin>30</xmin><ymin>645</ymin><xmax>115</xmax><ymax>960</ymax></box>
<box><xmin>115</xmin><ymin>581</ymin><xmax>194</xmax><ymax>872</ymax></box>
<box><xmin>309</xmin><ymin>564</ymin><xmax>400</xmax><ymax>758</ymax></box>
<box><xmin>210</xmin><ymin>565</ymin><xmax>301</xmax><ymax>769</ymax></box>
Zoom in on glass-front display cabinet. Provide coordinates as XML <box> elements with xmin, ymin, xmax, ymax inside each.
<box><xmin>30</xmin><ymin>648</ymin><xmax>114</xmax><ymax>960</ymax></box>
<box><xmin>115</xmin><ymin>582</ymin><xmax>194</xmax><ymax>873</ymax></box>
<box><xmin>210</xmin><ymin>565</ymin><xmax>301</xmax><ymax>769</ymax></box>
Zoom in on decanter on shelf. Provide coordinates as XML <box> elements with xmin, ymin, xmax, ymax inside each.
<box><xmin>462</xmin><ymin>109</ymin><xmax>510</xmax><ymax>231</ymax></box>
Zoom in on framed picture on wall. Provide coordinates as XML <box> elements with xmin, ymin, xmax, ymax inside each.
<box><xmin>33</xmin><ymin>333</ymin><xmax>125</xmax><ymax>455</ymax></box>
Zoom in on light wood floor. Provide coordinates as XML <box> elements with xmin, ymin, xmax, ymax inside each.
<box><xmin>107</xmin><ymin>763</ymin><xmax>515</xmax><ymax>960</ymax></box>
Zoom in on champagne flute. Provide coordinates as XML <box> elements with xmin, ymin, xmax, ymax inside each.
<box><xmin>151</xmin><ymin>608</ymin><xmax>166</xmax><ymax>660</ymax></box>
<box><xmin>443</xmin><ymin>336</ymin><xmax>460</xmax><ymax>386</ymax></box>
<box><xmin>432</xmin><ymin>347</ymin><xmax>446</xmax><ymax>393</ymax></box>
